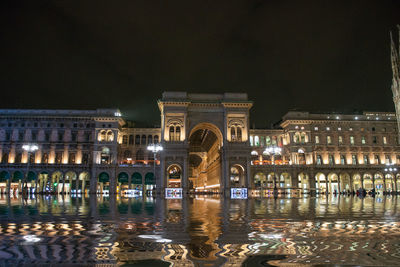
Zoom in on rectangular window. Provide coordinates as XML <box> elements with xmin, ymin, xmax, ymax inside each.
<box><xmin>340</xmin><ymin>155</ymin><xmax>346</xmax><ymax>165</ymax></box>
<box><xmin>352</xmin><ymin>155</ymin><xmax>357</xmax><ymax>165</ymax></box>
<box><xmin>383</xmin><ymin>136</ymin><xmax>387</xmax><ymax>145</ymax></box>
<box><xmin>58</xmin><ymin>132</ymin><xmax>64</xmax><ymax>142</ymax></box>
<box><xmin>372</xmin><ymin>136</ymin><xmax>377</xmax><ymax>144</ymax></box>
<box><xmin>55</xmin><ymin>152</ymin><xmax>62</xmax><ymax>164</ymax></box>
<box><xmin>350</xmin><ymin>136</ymin><xmax>355</xmax><ymax>145</ymax></box>
<box><xmin>329</xmin><ymin>155</ymin><xmax>334</xmax><ymax>165</ymax></box>
<box><xmin>31</xmin><ymin>131</ymin><xmax>37</xmax><ymax>141</ymax></box>
<box><xmin>375</xmin><ymin>155</ymin><xmax>380</xmax><ymax>164</ymax></box>
<box><xmin>361</xmin><ymin>136</ymin><xmax>366</xmax><ymax>144</ymax></box>
<box><xmin>18</xmin><ymin>132</ymin><xmax>24</xmax><ymax>141</ymax></box>
<box><xmin>338</xmin><ymin>136</ymin><xmax>343</xmax><ymax>145</ymax></box>
<box><xmin>327</xmin><ymin>136</ymin><xmax>332</xmax><ymax>145</ymax></box>
<box><xmin>266</xmin><ymin>136</ymin><xmax>271</xmax><ymax>146</ymax></box>
<box><xmin>363</xmin><ymin>155</ymin><xmax>369</xmax><ymax>164</ymax></box>
<box><xmin>316</xmin><ymin>155</ymin><xmax>322</xmax><ymax>165</ymax></box>
<box><xmin>315</xmin><ymin>136</ymin><xmax>320</xmax><ymax>144</ymax></box>
<box><xmin>386</xmin><ymin>155</ymin><xmax>391</xmax><ymax>164</ymax></box>
<box><xmin>397</xmin><ymin>155</ymin><xmax>400</xmax><ymax>165</ymax></box>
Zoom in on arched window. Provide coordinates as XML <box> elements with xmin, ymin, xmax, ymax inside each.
<box><xmin>122</xmin><ymin>135</ymin><xmax>128</xmax><ymax>145</ymax></box>
<box><xmin>141</xmin><ymin>135</ymin><xmax>146</xmax><ymax>144</ymax></box>
<box><xmin>128</xmin><ymin>135</ymin><xmax>134</xmax><ymax>145</ymax></box>
<box><xmin>230</xmin><ymin>126</ymin><xmax>243</xmax><ymax>142</ymax></box>
<box><xmin>154</xmin><ymin>135</ymin><xmax>159</xmax><ymax>144</ymax></box>
<box><xmin>237</xmin><ymin>127</ymin><xmax>242</xmax><ymax>141</ymax></box>
<box><xmin>300</xmin><ymin>133</ymin><xmax>306</xmax><ymax>143</ymax></box>
<box><xmin>148</xmin><ymin>135</ymin><xmax>153</xmax><ymax>144</ymax></box>
<box><xmin>169</xmin><ymin>126</ymin><xmax>175</xmax><ymax>141</ymax></box>
<box><xmin>231</xmin><ymin>127</ymin><xmax>236</xmax><ymax>141</ymax></box>
<box><xmin>175</xmin><ymin>126</ymin><xmax>181</xmax><ymax>141</ymax></box>
<box><xmin>106</xmin><ymin>131</ymin><xmax>114</xmax><ymax>142</ymax></box>
<box><xmin>135</xmin><ymin>135</ymin><xmax>140</xmax><ymax>145</ymax></box>
<box><xmin>98</xmin><ymin>130</ymin><xmax>106</xmax><ymax>141</ymax></box>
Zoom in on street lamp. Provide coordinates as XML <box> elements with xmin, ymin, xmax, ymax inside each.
<box><xmin>384</xmin><ymin>163</ymin><xmax>397</xmax><ymax>192</ymax></box>
<box><xmin>147</xmin><ymin>144</ymin><xmax>163</xmax><ymax>194</ymax></box>
<box><xmin>22</xmin><ymin>144</ymin><xmax>39</xmax><ymax>195</ymax></box>
<box><xmin>264</xmin><ymin>146</ymin><xmax>282</xmax><ymax>195</ymax></box>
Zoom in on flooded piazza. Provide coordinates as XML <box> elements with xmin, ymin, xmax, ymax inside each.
<box><xmin>0</xmin><ymin>195</ymin><xmax>399</xmax><ymax>266</ymax></box>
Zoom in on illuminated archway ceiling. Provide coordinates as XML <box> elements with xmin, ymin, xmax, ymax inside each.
<box><xmin>189</xmin><ymin>129</ymin><xmax>218</xmax><ymax>152</ymax></box>
<box><xmin>189</xmin><ymin>154</ymin><xmax>203</xmax><ymax>168</ymax></box>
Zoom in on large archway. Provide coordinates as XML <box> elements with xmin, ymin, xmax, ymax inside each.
<box><xmin>188</xmin><ymin>123</ymin><xmax>223</xmax><ymax>192</ymax></box>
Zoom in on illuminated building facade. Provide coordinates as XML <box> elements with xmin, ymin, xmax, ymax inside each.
<box><xmin>0</xmin><ymin>93</ymin><xmax>399</xmax><ymax>195</ymax></box>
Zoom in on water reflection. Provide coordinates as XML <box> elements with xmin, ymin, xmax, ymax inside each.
<box><xmin>0</xmin><ymin>195</ymin><xmax>400</xmax><ymax>266</ymax></box>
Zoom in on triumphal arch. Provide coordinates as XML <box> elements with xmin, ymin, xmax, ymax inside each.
<box><xmin>157</xmin><ymin>92</ymin><xmax>253</xmax><ymax>194</ymax></box>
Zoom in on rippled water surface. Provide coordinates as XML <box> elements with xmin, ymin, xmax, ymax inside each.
<box><xmin>0</xmin><ymin>195</ymin><xmax>400</xmax><ymax>266</ymax></box>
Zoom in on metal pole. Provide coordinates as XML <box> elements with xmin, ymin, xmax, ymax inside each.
<box><xmin>23</xmin><ymin>151</ymin><xmax>30</xmax><ymax>195</ymax></box>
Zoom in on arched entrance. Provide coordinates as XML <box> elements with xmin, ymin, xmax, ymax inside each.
<box><xmin>98</xmin><ymin>172</ymin><xmax>110</xmax><ymax>194</ymax></box>
<box><xmin>0</xmin><ymin>171</ymin><xmax>10</xmax><ymax>194</ymax></box>
<box><xmin>79</xmin><ymin>172</ymin><xmax>90</xmax><ymax>195</ymax></box>
<box><xmin>327</xmin><ymin>173</ymin><xmax>339</xmax><ymax>194</ymax></box>
<box><xmin>280</xmin><ymin>172</ymin><xmax>292</xmax><ymax>193</ymax></box>
<box><xmin>339</xmin><ymin>173</ymin><xmax>351</xmax><ymax>192</ymax></box>
<box><xmin>11</xmin><ymin>171</ymin><xmax>23</xmax><ymax>194</ymax></box>
<box><xmin>315</xmin><ymin>173</ymin><xmax>326</xmax><ymax>194</ymax></box>
<box><xmin>188</xmin><ymin>123</ymin><xmax>223</xmax><ymax>193</ymax></box>
<box><xmin>298</xmin><ymin>172</ymin><xmax>309</xmax><ymax>194</ymax></box>
<box><xmin>118</xmin><ymin>172</ymin><xmax>129</xmax><ymax>194</ymax></box>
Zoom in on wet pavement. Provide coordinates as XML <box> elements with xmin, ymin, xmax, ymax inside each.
<box><xmin>0</xmin><ymin>195</ymin><xmax>399</xmax><ymax>266</ymax></box>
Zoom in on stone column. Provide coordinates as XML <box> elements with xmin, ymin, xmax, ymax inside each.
<box><xmin>90</xmin><ymin>167</ymin><xmax>98</xmax><ymax>194</ymax></box>
<box><xmin>182</xmin><ymin>155</ymin><xmax>188</xmax><ymax>194</ymax></box>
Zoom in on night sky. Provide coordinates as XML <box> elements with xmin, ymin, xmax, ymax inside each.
<box><xmin>1</xmin><ymin>1</ymin><xmax>400</xmax><ymax>128</ymax></box>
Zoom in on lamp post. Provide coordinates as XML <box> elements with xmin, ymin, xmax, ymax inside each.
<box><xmin>264</xmin><ymin>146</ymin><xmax>282</xmax><ymax>195</ymax></box>
<box><xmin>22</xmin><ymin>144</ymin><xmax>38</xmax><ymax>195</ymax></box>
<box><xmin>147</xmin><ymin>144</ymin><xmax>163</xmax><ymax>194</ymax></box>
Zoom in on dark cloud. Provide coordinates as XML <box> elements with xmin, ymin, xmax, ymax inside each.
<box><xmin>1</xmin><ymin>0</ymin><xmax>400</xmax><ymax>127</ymax></box>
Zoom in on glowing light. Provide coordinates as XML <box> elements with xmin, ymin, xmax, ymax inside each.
<box><xmin>23</xmin><ymin>235</ymin><xmax>41</xmax><ymax>243</ymax></box>
<box><xmin>138</xmin><ymin>235</ymin><xmax>172</xmax><ymax>243</ymax></box>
